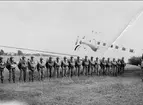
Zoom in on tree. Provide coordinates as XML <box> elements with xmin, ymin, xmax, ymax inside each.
<box><xmin>128</xmin><ymin>56</ymin><xmax>141</xmax><ymax>66</ymax></box>
<box><xmin>17</xmin><ymin>50</ymin><xmax>23</xmax><ymax>55</ymax></box>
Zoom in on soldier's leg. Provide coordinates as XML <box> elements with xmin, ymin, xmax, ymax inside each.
<box><xmin>107</xmin><ymin>67</ymin><xmax>109</xmax><ymax>76</ymax></box>
<box><xmin>77</xmin><ymin>67</ymin><xmax>79</xmax><ymax>76</ymax></box>
<box><xmin>12</xmin><ymin>68</ymin><xmax>15</xmax><ymax>83</ymax></box>
<box><xmin>51</xmin><ymin>67</ymin><xmax>54</xmax><ymax>78</ymax></box>
<box><xmin>46</xmin><ymin>68</ymin><xmax>49</xmax><ymax>78</ymax></box>
<box><xmin>53</xmin><ymin>67</ymin><xmax>56</xmax><ymax>77</ymax></box>
<box><xmin>90</xmin><ymin>66</ymin><xmax>93</xmax><ymax>76</ymax></box>
<box><xmin>56</xmin><ymin>67</ymin><xmax>58</xmax><ymax>78</ymax></box>
<box><xmin>19</xmin><ymin>69</ymin><xmax>22</xmax><ymax>81</ymax></box>
<box><xmin>23</xmin><ymin>69</ymin><xmax>27</xmax><ymax>82</ymax></box>
<box><xmin>86</xmin><ymin>67</ymin><xmax>88</xmax><ymax>76</ymax></box>
<box><xmin>0</xmin><ymin>70</ymin><xmax>4</xmax><ymax>83</ymax></box>
<box><xmin>41</xmin><ymin>69</ymin><xmax>44</xmax><ymax>81</ymax></box>
<box><xmin>113</xmin><ymin>67</ymin><xmax>115</xmax><ymax>76</ymax></box>
<box><xmin>29</xmin><ymin>71</ymin><xmax>31</xmax><ymax>81</ymax></box>
<box><xmin>49</xmin><ymin>67</ymin><xmax>52</xmax><ymax>78</ymax></box>
<box><xmin>51</xmin><ymin>67</ymin><xmax>53</xmax><ymax>78</ymax></box>
<box><xmin>62</xmin><ymin>68</ymin><xmax>65</xmax><ymax>77</ymax></box>
<box><xmin>38</xmin><ymin>69</ymin><xmax>41</xmax><ymax>81</ymax></box>
<box><xmin>70</xmin><ymin>68</ymin><xmax>72</xmax><ymax>77</ymax></box>
<box><xmin>8</xmin><ymin>69</ymin><xmax>12</xmax><ymax>82</ymax></box>
<box><xmin>84</xmin><ymin>67</ymin><xmax>87</xmax><ymax>76</ymax></box>
<box><xmin>96</xmin><ymin>66</ymin><xmax>98</xmax><ymax>75</ymax></box>
<box><xmin>59</xmin><ymin>67</ymin><xmax>62</xmax><ymax>77</ymax></box>
<box><xmin>102</xmin><ymin>67</ymin><xmax>104</xmax><ymax>75</ymax></box>
<box><xmin>31</xmin><ymin>70</ymin><xmax>34</xmax><ymax>82</ymax></box>
<box><xmin>66</xmin><ymin>67</ymin><xmax>68</xmax><ymax>77</ymax></box>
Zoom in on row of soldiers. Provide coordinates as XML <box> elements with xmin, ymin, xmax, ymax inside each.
<box><xmin>0</xmin><ymin>56</ymin><xmax>126</xmax><ymax>83</ymax></box>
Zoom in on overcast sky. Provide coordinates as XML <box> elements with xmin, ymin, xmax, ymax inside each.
<box><xmin>0</xmin><ymin>1</ymin><xmax>143</xmax><ymax>61</ymax></box>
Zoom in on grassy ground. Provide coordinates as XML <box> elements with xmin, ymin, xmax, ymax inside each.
<box><xmin>0</xmin><ymin>64</ymin><xmax>143</xmax><ymax>105</ymax></box>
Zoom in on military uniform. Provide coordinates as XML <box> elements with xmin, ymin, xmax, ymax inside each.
<box><xmin>82</xmin><ymin>56</ymin><xmax>89</xmax><ymax>76</ymax></box>
<box><xmin>75</xmin><ymin>57</ymin><xmax>82</xmax><ymax>76</ymax></box>
<box><xmin>37</xmin><ymin>58</ymin><xmax>45</xmax><ymax>81</ymax></box>
<box><xmin>28</xmin><ymin>57</ymin><xmax>36</xmax><ymax>82</ymax></box>
<box><xmin>61</xmin><ymin>57</ymin><xmax>69</xmax><ymax>77</ymax></box>
<box><xmin>18</xmin><ymin>57</ymin><xmax>28</xmax><ymax>82</ymax></box>
<box><xmin>95</xmin><ymin>58</ymin><xmax>100</xmax><ymax>75</ymax></box>
<box><xmin>46</xmin><ymin>57</ymin><xmax>54</xmax><ymax>78</ymax></box>
<box><xmin>121</xmin><ymin>57</ymin><xmax>126</xmax><ymax>74</ymax></box>
<box><xmin>100</xmin><ymin>58</ymin><xmax>106</xmax><ymax>75</ymax></box>
<box><xmin>54</xmin><ymin>57</ymin><xmax>61</xmax><ymax>77</ymax></box>
<box><xmin>112</xmin><ymin>59</ymin><xmax>117</xmax><ymax>76</ymax></box>
<box><xmin>9</xmin><ymin>57</ymin><xmax>17</xmax><ymax>83</ymax></box>
<box><xmin>0</xmin><ymin>57</ymin><xmax>5</xmax><ymax>83</ymax></box>
<box><xmin>69</xmin><ymin>57</ymin><xmax>75</xmax><ymax>77</ymax></box>
<box><xmin>106</xmin><ymin>58</ymin><xmax>112</xmax><ymax>75</ymax></box>
<box><xmin>89</xmin><ymin>57</ymin><xmax>95</xmax><ymax>76</ymax></box>
<box><xmin>116</xmin><ymin>59</ymin><xmax>121</xmax><ymax>75</ymax></box>
<box><xmin>18</xmin><ymin>58</ymin><xmax>22</xmax><ymax>81</ymax></box>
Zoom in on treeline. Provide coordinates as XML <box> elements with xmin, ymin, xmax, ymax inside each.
<box><xmin>128</xmin><ymin>56</ymin><xmax>142</xmax><ymax>66</ymax></box>
<box><xmin>0</xmin><ymin>49</ymin><xmax>56</xmax><ymax>57</ymax></box>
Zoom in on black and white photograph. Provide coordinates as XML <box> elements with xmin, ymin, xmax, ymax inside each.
<box><xmin>0</xmin><ymin>1</ymin><xmax>143</xmax><ymax>105</ymax></box>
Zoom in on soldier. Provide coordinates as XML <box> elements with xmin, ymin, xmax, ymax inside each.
<box><xmin>6</xmin><ymin>58</ymin><xmax>11</xmax><ymax>82</ymax></box>
<box><xmin>37</xmin><ymin>57</ymin><xmax>45</xmax><ymax>81</ymax></box>
<box><xmin>9</xmin><ymin>57</ymin><xmax>17</xmax><ymax>83</ymax></box>
<box><xmin>46</xmin><ymin>57</ymin><xmax>54</xmax><ymax>78</ymax></box>
<box><xmin>89</xmin><ymin>56</ymin><xmax>95</xmax><ymax>76</ymax></box>
<box><xmin>116</xmin><ymin>59</ymin><xmax>121</xmax><ymax>75</ymax></box>
<box><xmin>0</xmin><ymin>57</ymin><xmax>6</xmax><ymax>83</ymax></box>
<box><xmin>28</xmin><ymin>56</ymin><xmax>36</xmax><ymax>82</ymax></box>
<box><xmin>18</xmin><ymin>56</ymin><xmax>28</xmax><ymax>82</ymax></box>
<box><xmin>106</xmin><ymin>58</ymin><xmax>112</xmax><ymax>75</ymax></box>
<box><xmin>121</xmin><ymin>57</ymin><xmax>126</xmax><ymax>74</ymax></box>
<box><xmin>75</xmin><ymin>56</ymin><xmax>82</xmax><ymax>76</ymax></box>
<box><xmin>95</xmin><ymin>57</ymin><xmax>100</xmax><ymax>75</ymax></box>
<box><xmin>82</xmin><ymin>56</ymin><xmax>89</xmax><ymax>76</ymax></box>
<box><xmin>18</xmin><ymin>58</ymin><xmax>22</xmax><ymax>81</ymax></box>
<box><xmin>68</xmin><ymin>56</ymin><xmax>76</xmax><ymax>77</ymax></box>
<box><xmin>100</xmin><ymin>57</ymin><xmax>106</xmax><ymax>75</ymax></box>
<box><xmin>54</xmin><ymin>57</ymin><xmax>61</xmax><ymax>78</ymax></box>
<box><xmin>61</xmin><ymin>57</ymin><xmax>69</xmax><ymax>77</ymax></box>
<box><xmin>112</xmin><ymin>58</ymin><xmax>117</xmax><ymax>76</ymax></box>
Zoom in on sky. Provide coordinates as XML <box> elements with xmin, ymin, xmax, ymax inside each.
<box><xmin>0</xmin><ymin>1</ymin><xmax>143</xmax><ymax>61</ymax></box>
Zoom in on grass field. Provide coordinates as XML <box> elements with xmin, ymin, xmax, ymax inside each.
<box><xmin>0</xmin><ymin>63</ymin><xmax>143</xmax><ymax>105</ymax></box>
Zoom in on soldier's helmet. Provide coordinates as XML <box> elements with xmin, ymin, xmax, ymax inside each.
<box><xmin>10</xmin><ymin>56</ymin><xmax>14</xmax><ymax>61</ymax></box>
<box><xmin>40</xmin><ymin>57</ymin><xmax>43</xmax><ymax>60</ymax></box>
<box><xmin>49</xmin><ymin>56</ymin><xmax>52</xmax><ymax>59</ymax></box>
<box><xmin>77</xmin><ymin>56</ymin><xmax>80</xmax><ymax>59</ymax></box>
<box><xmin>22</xmin><ymin>56</ymin><xmax>25</xmax><ymax>59</ymax></box>
<box><xmin>56</xmin><ymin>57</ymin><xmax>59</xmax><ymax>60</ymax></box>
<box><xmin>96</xmin><ymin>57</ymin><xmax>98</xmax><ymax>59</ymax></box>
<box><xmin>31</xmin><ymin>56</ymin><xmax>34</xmax><ymax>59</ymax></box>
<box><xmin>85</xmin><ymin>56</ymin><xmax>88</xmax><ymax>59</ymax></box>
<box><xmin>64</xmin><ymin>56</ymin><xmax>67</xmax><ymax>59</ymax></box>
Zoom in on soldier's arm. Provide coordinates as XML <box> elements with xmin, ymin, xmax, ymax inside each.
<box><xmin>18</xmin><ymin>62</ymin><xmax>22</xmax><ymax>70</ymax></box>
